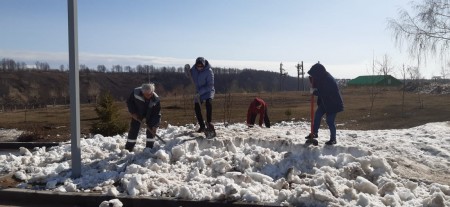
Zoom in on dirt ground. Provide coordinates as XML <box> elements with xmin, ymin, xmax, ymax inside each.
<box><xmin>0</xmin><ymin>174</ymin><xmax>17</xmax><ymax>189</ymax></box>
<box><xmin>388</xmin><ymin>157</ymin><xmax>450</xmax><ymax>186</ymax></box>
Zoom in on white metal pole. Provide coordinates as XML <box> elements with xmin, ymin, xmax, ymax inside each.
<box><xmin>68</xmin><ymin>0</ymin><xmax>81</xmax><ymax>178</ymax></box>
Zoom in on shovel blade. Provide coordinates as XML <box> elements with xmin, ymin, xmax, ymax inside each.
<box><xmin>204</xmin><ymin>128</ymin><xmax>216</xmax><ymax>139</ymax></box>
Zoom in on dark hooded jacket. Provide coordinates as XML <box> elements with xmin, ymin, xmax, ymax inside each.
<box><xmin>190</xmin><ymin>58</ymin><xmax>215</xmax><ymax>101</ymax></box>
<box><xmin>307</xmin><ymin>63</ymin><xmax>344</xmax><ymax>113</ymax></box>
<box><xmin>126</xmin><ymin>87</ymin><xmax>161</xmax><ymax>127</ymax></box>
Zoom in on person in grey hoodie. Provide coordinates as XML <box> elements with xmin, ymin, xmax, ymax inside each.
<box><xmin>190</xmin><ymin>57</ymin><xmax>215</xmax><ymax>133</ymax></box>
<box><xmin>306</xmin><ymin>63</ymin><xmax>344</xmax><ymax>145</ymax></box>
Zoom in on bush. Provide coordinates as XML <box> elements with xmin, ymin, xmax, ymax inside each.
<box><xmin>285</xmin><ymin>109</ymin><xmax>292</xmax><ymax>120</ymax></box>
<box><xmin>90</xmin><ymin>92</ymin><xmax>127</xmax><ymax>136</ymax></box>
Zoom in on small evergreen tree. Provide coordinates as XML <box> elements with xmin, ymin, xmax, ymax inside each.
<box><xmin>90</xmin><ymin>92</ymin><xmax>127</xmax><ymax>136</ymax></box>
<box><xmin>284</xmin><ymin>108</ymin><xmax>292</xmax><ymax>120</ymax></box>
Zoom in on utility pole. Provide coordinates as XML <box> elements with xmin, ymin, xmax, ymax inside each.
<box><xmin>279</xmin><ymin>62</ymin><xmax>287</xmax><ymax>91</ymax></box>
<box><xmin>296</xmin><ymin>61</ymin><xmax>304</xmax><ymax>91</ymax></box>
<box><xmin>68</xmin><ymin>0</ymin><xmax>81</xmax><ymax>178</ymax></box>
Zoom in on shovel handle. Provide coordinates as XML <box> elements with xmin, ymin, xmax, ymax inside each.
<box><xmin>132</xmin><ymin>117</ymin><xmax>166</xmax><ymax>144</ymax></box>
<box><xmin>310</xmin><ymin>78</ymin><xmax>314</xmax><ymax>134</ymax></box>
<box><xmin>185</xmin><ymin>64</ymin><xmax>202</xmax><ymax>104</ymax></box>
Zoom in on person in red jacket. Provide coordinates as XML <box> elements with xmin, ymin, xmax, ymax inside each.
<box><xmin>247</xmin><ymin>98</ymin><xmax>271</xmax><ymax>128</ymax></box>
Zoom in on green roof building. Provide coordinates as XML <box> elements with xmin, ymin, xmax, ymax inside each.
<box><xmin>347</xmin><ymin>75</ymin><xmax>402</xmax><ymax>86</ymax></box>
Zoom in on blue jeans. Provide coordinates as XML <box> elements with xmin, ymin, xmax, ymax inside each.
<box><xmin>313</xmin><ymin>106</ymin><xmax>337</xmax><ymax>140</ymax></box>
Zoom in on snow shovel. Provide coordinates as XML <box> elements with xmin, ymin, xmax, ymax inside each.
<box><xmin>132</xmin><ymin>117</ymin><xmax>166</xmax><ymax>144</ymax></box>
<box><xmin>184</xmin><ymin>64</ymin><xmax>216</xmax><ymax>139</ymax></box>
<box><xmin>306</xmin><ymin>77</ymin><xmax>318</xmax><ymax>146</ymax></box>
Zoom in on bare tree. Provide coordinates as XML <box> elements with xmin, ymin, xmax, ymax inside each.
<box><xmin>80</xmin><ymin>64</ymin><xmax>89</xmax><ymax>71</ymax></box>
<box><xmin>407</xmin><ymin>65</ymin><xmax>425</xmax><ymax>109</ymax></box>
<box><xmin>49</xmin><ymin>89</ymin><xmax>58</xmax><ymax>106</ymax></box>
<box><xmin>368</xmin><ymin>55</ymin><xmax>380</xmax><ymax>117</ymax></box>
<box><xmin>111</xmin><ymin>65</ymin><xmax>123</xmax><ymax>73</ymax></box>
<box><xmin>42</xmin><ymin>62</ymin><xmax>50</xmax><ymax>70</ymax></box>
<box><xmin>223</xmin><ymin>93</ymin><xmax>233</xmax><ymax>126</ymax></box>
<box><xmin>1</xmin><ymin>58</ymin><xmax>17</xmax><ymax>71</ymax></box>
<box><xmin>407</xmin><ymin>66</ymin><xmax>422</xmax><ymax>80</ymax></box>
<box><xmin>124</xmin><ymin>65</ymin><xmax>133</xmax><ymax>73</ymax></box>
<box><xmin>17</xmin><ymin>62</ymin><xmax>26</xmax><ymax>70</ymax></box>
<box><xmin>7</xmin><ymin>86</ymin><xmax>25</xmax><ymax>111</ymax></box>
<box><xmin>377</xmin><ymin>54</ymin><xmax>395</xmax><ymax>75</ymax></box>
<box><xmin>136</xmin><ymin>64</ymin><xmax>144</xmax><ymax>73</ymax></box>
<box><xmin>29</xmin><ymin>89</ymin><xmax>40</xmax><ymax>109</ymax></box>
<box><xmin>61</xmin><ymin>89</ymin><xmax>68</xmax><ymax>105</ymax></box>
<box><xmin>388</xmin><ymin>0</ymin><xmax>450</xmax><ymax>62</ymax></box>
<box><xmin>441</xmin><ymin>65</ymin><xmax>449</xmax><ymax>80</ymax></box>
<box><xmin>0</xmin><ymin>96</ymin><xmax>4</xmax><ymax>112</ymax></box>
<box><xmin>399</xmin><ymin>64</ymin><xmax>408</xmax><ymax>117</ymax></box>
<box><xmin>97</xmin><ymin>65</ymin><xmax>107</xmax><ymax>73</ymax></box>
<box><xmin>87</xmin><ymin>81</ymin><xmax>101</xmax><ymax>104</ymax></box>
<box><xmin>34</xmin><ymin>61</ymin><xmax>40</xmax><ymax>70</ymax></box>
<box><xmin>35</xmin><ymin>61</ymin><xmax>50</xmax><ymax>70</ymax></box>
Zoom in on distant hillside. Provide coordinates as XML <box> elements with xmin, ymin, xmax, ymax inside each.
<box><xmin>0</xmin><ymin>69</ymin><xmax>305</xmax><ymax>109</ymax></box>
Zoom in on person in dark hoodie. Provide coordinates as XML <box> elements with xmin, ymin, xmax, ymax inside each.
<box><xmin>190</xmin><ymin>57</ymin><xmax>215</xmax><ymax>133</ymax></box>
<box><xmin>247</xmin><ymin>97</ymin><xmax>271</xmax><ymax>128</ymax></box>
<box><xmin>305</xmin><ymin>63</ymin><xmax>343</xmax><ymax>145</ymax></box>
<box><xmin>125</xmin><ymin>82</ymin><xmax>161</xmax><ymax>151</ymax></box>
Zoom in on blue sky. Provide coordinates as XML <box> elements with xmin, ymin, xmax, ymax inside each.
<box><xmin>0</xmin><ymin>0</ymin><xmax>443</xmax><ymax>78</ymax></box>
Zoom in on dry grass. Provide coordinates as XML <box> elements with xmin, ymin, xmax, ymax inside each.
<box><xmin>1</xmin><ymin>87</ymin><xmax>449</xmax><ymax>142</ymax></box>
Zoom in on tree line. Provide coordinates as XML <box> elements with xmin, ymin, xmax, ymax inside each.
<box><xmin>1</xmin><ymin>58</ymin><xmax>51</xmax><ymax>71</ymax></box>
<box><xmin>0</xmin><ymin>61</ymin><xmax>302</xmax><ymax>112</ymax></box>
<box><xmin>1</xmin><ymin>57</ymin><xmax>244</xmax><ymax>75</ymax></box>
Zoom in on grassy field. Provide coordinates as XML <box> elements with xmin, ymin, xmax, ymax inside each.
<box><xmin>1</xmin><ymin>87</ymin><xmax>449</xmax><ymax>142</ymax></box>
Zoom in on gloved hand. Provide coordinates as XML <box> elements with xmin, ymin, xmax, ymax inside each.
<box><xmin>194</xmin><ymin>93</ymin><xmax>201</xmax><ymax>101</ymax></box>
<box><xmin>131</xmin><ymin>113</ymin><xmax>139</xmax><ymax>121</ymax></box>
<box><xmin>310</xmin><ymin>88</ymin><xmax>317</xmax><ymax>94</ymax></box>
<box><xmin>150</xmin><ymin>127</ymin><xmax>157</xmax><ymax>135</ymax></box>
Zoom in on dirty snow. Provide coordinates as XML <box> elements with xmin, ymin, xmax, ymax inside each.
<box><xmin>1</xmin><ymin>121</ymin><xmax>449</xmax><ymax>206</ymax></box>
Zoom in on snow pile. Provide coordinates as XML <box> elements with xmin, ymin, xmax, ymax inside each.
<box><xmin>0</xmin><ymin>128</ymin><xmax>23</xmax><ymax>142</ymax></box>
<box><xmin>1</xmin><ymin>122</ymin><xmax>450</xmax><ymax>206</ymax></box>
<box><xmin>404</xmin><ymin>82</ymin><xmax>450</xmax><ymax>95</ymax></box>
<box><xmin>419</xmin><ymin>83</ymin><xmax>450</xmax><ymax>95</ymax></box>
<box><xmin>99</xmin><ymin>198</ymin><xmax>123</xmax><ymax>207</ymax></box>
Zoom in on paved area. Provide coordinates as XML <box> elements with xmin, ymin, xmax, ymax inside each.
<box><xmin>0</xmin><ymin>188</ymin><xmax>275</xmax><ymax>207</ymax></box>
<box><xmin>0</xmin><ymin>204</ymin><xmax>76</xmax><ymax>207</ymax></box>
<box><xmin>0</xmin><ymin>149</ymin><xmax>19</xmax><ymax>156</ymax></box>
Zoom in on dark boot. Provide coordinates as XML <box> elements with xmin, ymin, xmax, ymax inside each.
<box><xmin>325</xmin><ymin>139</ymin><xmax>337</xmax><ymax>145</ymax></box>
<box><xmin>125</xmin><ymin>142</ymin><xmax>135</xmax><ymax>151</ymax></box>
<box><xmin>195</xmin><ymin>103</ymin><xmax>205</xmax><ymax>133</ymax></box>
<box><xmin>207</xmin><ymin>122</ymin><xmax>214</xmax><ymax>130</ymax></box>
<box><xmin>205</xmin><ymin>122</ymin><xmax>216</xmax><ymax>138</ymax></box>
<box><xmin>305</xmin><ymin>133</ymin><xmax>318</xmax><ymax>139</ymax></box>
<box><xmin>146</xmin><ymin>138</ymin><xmax>155</xmax><ymax>149</ymax></box>
<box><xmin>196</xmin><ymin>125</ymin><xmax>206</xmax><ymax>133</ymax></box>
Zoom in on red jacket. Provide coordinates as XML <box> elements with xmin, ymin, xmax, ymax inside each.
<box><xmin>247</xmin><ymin>98</ymin><xmax>267</xmax><ymax>126</ymax></box>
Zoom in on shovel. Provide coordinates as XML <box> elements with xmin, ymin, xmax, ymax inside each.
<box><xmin>132</xmin><ymin>117</ymin><xmax>166</xmax><ymax>144</ymax></box>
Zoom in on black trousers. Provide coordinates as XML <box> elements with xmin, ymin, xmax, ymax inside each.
<box><xmin>249</xmin><ymin>108</ymin><xmax>271</xmax><ymax>128</ymax></box>
<box><xmin>195</xmin><ymin>98</ymin><xmax>212</xmax><ymax>128</ymax></box>
<box><xmin>126</xmin><ymin>118</ymin><xmax>155</xmax><ymax>150</ymax></box>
